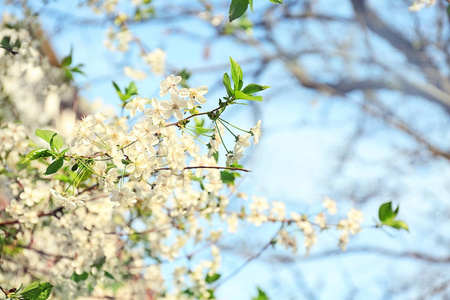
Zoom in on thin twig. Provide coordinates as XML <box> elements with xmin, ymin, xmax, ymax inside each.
<box><xmin>214</xmin><ymin>224</ymin><xmax>284</xmax><ymax>290</ymax></box>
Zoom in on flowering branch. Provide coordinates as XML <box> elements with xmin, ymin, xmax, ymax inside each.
<box><xmin>0</xmin><ymin>207</ymin><xmax>63</xmax><ymax>226</ymax></box>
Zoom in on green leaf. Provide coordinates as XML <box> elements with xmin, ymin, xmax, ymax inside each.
<box><xmin>125</xmin><ymin>81</ymin><xmax>138</xmax><ymax>97</ymax></box>
<box><xmin>269</xmin><ymin>0</ymin><xmax>283</xmax><ymax>3</ymax></box>
<box><xmin>230</xmin><ymin>57</ymin><xmax>243</xmax><ymax>91</ymax></box>
<box><xmin>206</xmin><ymin>288</ymin><xmax>216</xmax><ymax>299</ymax></box>
<box><xmin>71</xmin><ymin>271</ymin><xmax>89</xmax><ymax>283</ymax></box>
<box><xmin>384</xmin><ymin>219</ymin><xmax>409</xmax><ymax>231</ymax></box>
<box><xmin>220</xmin><ymin>171</ymin><xmax>241</xmax><ymax>185</ymax></box>
<box><xmin>35</xmin><ymin>128</ymin><xmax>64</xmax><ymax>151</ymax></box>
<box><xmin>205</xmin><ymin>273</ymin><xmax>221</xmax><ymax>283</ymax></box>
<box><xmin>223</xmin><ymin>73</ymin><xmax>234</xmax><ymax>96</ymax></box>
<box><xmin>252</xmin><ymin>287</ymin><xmax>269</xmax><ymax>300</ymax></box>
<box><xmin>112</xmin><ymin>81</ymin><xmax>121</xmax><ymax>93</ymax></box>
<box><xmin>378</xmin><ymin>202</ymin><xmax>397</xmax><ymax>222</ymax></box>
<box><xmin>229</xmin><ymin>0</ymin><xmax>249</xmax><ymax>22</ymax></box>
<box><xmin>193</xmin><ymin>118</ymin><xmax>211</xmax><ymax>136</ymax></box>
<box><xmin>249</xmin><ymin>0</ymin><xmax>254</xmax><ymax>12</ymax></box>
<box><xmin>112</xmin><ymin>81</ymin><xmax>126</xmax><ymax>101</ymax></box>
<box><xmin>71</xmin><ymin>64</ymin><xmax>86</xmax><ymax>75</ymax></box>
<box><xmin>178</xmin><ymin>69</ymin><xmax>191</xmax><ymax>89</ymax></box>
<box><xmin>64</xmin><ymin>69</ymin><xmax>74</xmax><ymax>81</ymax></box>
<box><xmin>35</xmin><ymin>129</ymin><xmax>59</xmax><ymax>144</ymax></box>
<box><xmin>50</xmin><ymin>134</ymin><xmax>64</xmax><ymax>151</ymax></box>
<box><xmin>25</xmin><ymin>148</ymin><xmax>53</xmax><ymax>160</ymax></box>
<box><xmin>242</xmin><ymin>84</ymin><xmax>270</xmax><ymax>94</ymax></box>
<box><xmin>238</xmin><ymin>16</ymin><xmax>253</xmax><ymax>32</ymax></box>
<box><xmin>195</xmin><ymin>117</ymin><xmax>205</xmax><ymax>128</ymax></box>
<box><xmin>213</xmin><ymin>152</ymin><xmax>219</xmax><ymax>163</ymax></box>
<box><xmin>378</xmin><ymin>201</ymin><xmax>409</xmax><ymax>231</ymax></box>
<box><xmin>1</xmin><ymin>36</ymin><xmax>10</xmax><ymax>48</ymax></box>
<box><xmin>19</xmin><ymin>281</ymin><xmax>53</xmax><ymax>300</ymax></box>
<box><xmin>234</xmin><ymin>90</ymin><xmax>263</xmax><ymax>101</ymax></box>
<box><xmin>44</xmin><ymin>157</ymin><xmax>64</xmax><ymax>175</ymax></box>
<box><xmin>104</xmin><ymin>271</ymin><xmax>115</xmax><ymax>280</ymax></box>
<box><xmin>61</xmin><ymin>55</ymin><xmax>72</xmax><ymax>68</ymax></box>
<box><xmin>61</xmin><ymin>46</ymin><xmax>73</xmax><ymax>67</ymax></box>
<box><xmin>229</xmin><ymin>162</ymin><xmax>243</xmax><ymax>168</ymax></box>
<box><xmin>53</xmin><ymin>174</ymin><xmax>72</xmax><ymax>183</ymax></box>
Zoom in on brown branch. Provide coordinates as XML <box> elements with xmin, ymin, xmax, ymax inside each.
<box><xmin>214</xmin><ymin>224</ymin><xmax>284</xmax><ymax>290</ymax></box>
<box><xmin>165</xmin><ymin>106</ymin><xmax>222</xmax><ymax>127</ymax></box>
<box><xmin>363</xmin><ymin>96</ymin><xmax>450</xmax><ymax>161</ymax></box>
<box><xmin>267</xmin><ymin>246</ymin><xmax>450</xmax><ymax>264</ymax></box>
<box><xmin>0</xmin><ymin>207</ymin><xmax>63</xmax><ymax>227</ymax></box>
<box><xmin>0</xmin><ymin>46</ymin><xmax>18</xmax><ymax>55</ymax></box>
<box><xmin>105</xmin><ymin>225</ymin><xmax>173</xmax><ymax>236</ymax></box>
<box><xmin>0</xmin><ymin>286</ymin><xmax>8</xmax><ymax>297</ymax></box>
<box><xmin>350</xmin><ymin>0</ymin><xmax>450</xmax><ymax>110</ymax></box>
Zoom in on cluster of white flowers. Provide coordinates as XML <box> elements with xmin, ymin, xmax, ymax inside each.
<box><xmin>337</xmin><ymin>208</ymin><xmax>364</xmax><ymax>251</ymax></box>
<box><xmin>409</xmin><ymin>0</ymin><xmax>436</xmax><ymax>11</ymax></box>
<box><xmin>0</xmin><ymin>14</ymin><xmax>78</xmax><ymax>133</ymax></box>
<box><xmin>0</xmin><ymin>7</ymin><xmax>366</xmax><ymax>300</ymax></box>
<box><xmin>142</xmin><ymin>48</ymin><xmax>166</xmax><ymax>76</ymax></box>
<box><xmin>104</xmin><ymin>26</ymin><xmax>134</xmax><ymax>52</ymax></box>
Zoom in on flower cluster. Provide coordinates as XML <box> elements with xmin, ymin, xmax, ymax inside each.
<box><xmin>408</xmin><ymin>0</ymin><xmax>436</xmax><ymax>11</ymax></box>
<box><xmin>0</xmin><ymin>8</ymin><xmax>367</xmax><ymax>300</ymax></box>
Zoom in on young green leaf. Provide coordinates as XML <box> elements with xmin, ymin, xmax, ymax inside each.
<box><xmin>383</xmin><ymin>219</ymin><xmax>409</xmax><ymax>231</ymax></box>
<box><xmin>112</xmin><ymin>81</ymin><xmax>125</xmax><ymax>101</ymax></box>
<box><xmin>249</xmin><ymin>0</ymin><xmax>254</xmax><ymax>12</ymax></box>
<box><xmin>104</xmin><ymin>271</ymin><xmax>115</xmax><ymax>280</ymax></box>
<box><xmin>229</xmin><ymin>0</ymin><xmax>249</xmax><ymax>22</ymax></box>
<box><xmin>269</xmin><ymin>0</ymin><xmax>283</xmax><ymax>3</ymax></box>
<box><xmin>71</xmin><ymin>272</ymin><xmax>89</xmax><ymax>283</ymax></box>
<box><xmin>25</xmin><ymin>148</ymin><xmax>53</xmax><ymax>161</ymax></box>
<box><xmin>252</xmin><ymin>287</ymin><xmax>269</xmax><ymax>300</ymax></box>
<box><xmin>223</xmin><ymin>73</ymin><xmax>234</xmax><ymax>96</ymax></box>
<box><xmin>378</xmin><ymin>202</ymin><xmax>397</xmax><ymax>222</ymax></box>
<box><xmin>378</xmin><ymin>201</ymin><xmax>409</xmax><ymax>231</ymax></box>
<box><xmin>112</xmin><ymin>81</ymin><xmax>121</xmax><ymax>93</ymax></box>
<box><xmin>35</xmin><ymin>129</ymin><xmax>64</xmax><ymax>150</ymax></box>
<box><xmin>49</xmin><ymin>133</ymin><xmax>64</xmax><ymax>151</ymax></box>
<box><xmin>242</xmin><ymin>84</ymin><xmax>270</xmax><ymax>94</ymax></box>
<box><xmin>35</xmin><ymin>129</ymin><xmax>57</xmax><ymax>144</ymax></box>
<box><xmin>71</xmin><ymin>64</ymin><xmax>86</xmax><ymax>75</ymax></box>
<box><xmin>19</xmin><ymin>281</ymin><xmax>53</xmax><ymax>300</ymax></box>
<box><xmin>229</xmin><ymin>57</ymin><xmax>244</xmax><ymax>91</ymax></box>
<box><xmin>234</xmin><ymin>90</ymin><xmax>263</xmax><ymax>101</ymax></box>
<box><xmin>125</xmin><ymin>81</ymin><xmax>138</xmax><ymax>97</ymax></box>
<box><xmin>44</xmin><ymin>157</ymin><xmax>64</xmax><ymax>175</ymax></box>
<box><xmin>205</xmin><ymin>273</ymin><xmax>221</xmax><ymax>284</ymax></box>
<box><xmin>61</xmin><ymin>54</ymin><xmax>72</xmax><ymax>68</ymax></box>
<box><xmin>178</xmin><ymin>69</ymin><xmax>191</xmax><ymax>88</ymax></box>
<box><xmin>220</xmin><ymin>171</ymin><xmax>239</xmax><ymax>185</ymax></box>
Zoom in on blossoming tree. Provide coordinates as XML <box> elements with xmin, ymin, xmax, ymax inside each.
<box><xmin>0</xmin><ymin>1</ymin><xmax>412</xmax><ymax>299</ymax></box>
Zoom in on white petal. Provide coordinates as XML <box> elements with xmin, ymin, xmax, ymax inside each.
<box><xmin>187</xmin><ymin>98</ymin><xmax>195</xmax><ymax>109</ymax></box>
<box><xmin>175</xmin><ymin>98</ymin><xmax>187</xmax><ymax>108</ymax></box>
<box><xmin>196</xmin><ymin>95</ymin><xmax>207</xmax><ymax>104</ymax></box>
<box><xmin>160</xmin><ymin>100</ymin><xmax>172</xmax><ymax>109</ymax></box>
<box><xmin>161</xmin><ymin>109</ymin><xmax>173</xmax><ymax>120</ymax></box>
<box><xmin>174</xmin><ymin>109</ymin><xmax>184</xmax><ymax>120</ymax></box>
<box><xmin>179</xmin><ymin>88</ymin><xmax>190</xmax><ymax>98</ymax></box>
<box><xmin>197</xmin><ymin>86</ymin><xmax>208</xmax><ymax>95</ymax></box>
